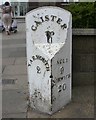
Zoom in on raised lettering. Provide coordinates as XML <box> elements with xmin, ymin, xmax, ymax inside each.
<box><xmin>55</xmin><ymin>73</ymin><xmax>71</xmax><ymax>82</ymax></box>
<box><xmin>31</xmin><ymin>25</ymin><xmax>37</xmax><ymax>31</ymax></box>
<box><xmin>63</xmin><ymin>84</ymin><xmax>66</xmax><ymax>90</ymax></box>
<box><xmin>34</xmin><ymin>21</ymin><xmax>42</xmax><ymax>27</ymax></box>
<box><xmin>40</xmin><ymin>16</ymin><xmax>45</xmax><ymax>22</ymax></box>
<box><xmin>57</xmin><ymin>18</ymin><xmax>62</xmax><ymax>24</ymax></box>
<box><xmin>51</xmin><ymin>15</ymin><xmax>57</xmax><ymax>21</ymax></box>
<box><xmin>36</xmin><ymin>66</ymin><xmax>41</xmax><ymax>74</ymax></box>
<box><xmin>58</xmin><ymin>85</ymin><xmax>62</xmax><ymax>92</ymax></box>
<box><xmin>45</xmin><ymin>15</ymin><xmax>49</xmax><ymax>21</ymax></box>
<box><xmin>57</xmin><ymin>58</ymin><xmax>68</xmax><ymax>65</ymax></box>
<box><xmin>31</xmin><ymin>15</ymin><xmax>67</xmax><ymax>31</ymax></box>
<box><xmin>32</xmin><ymin>56</ymin><xmax>36</xmax><ymax>60</ymax></box>
<box><xmin>30</xmin><ymin>59</ymin><xmax>33</xmax><ymax>63</ymax></box>
<box><xmin>58</xmin><ymin>83</ymin><xmax>66</xmax><ymax>93</ymax></box>
<box><xmin>28</xmin><ymin>63</ymin><xmax>31</xmax><ymax>67</ymax></box>
<box><xmin>61</xmin><ymin>24</ymin><xmax>67</xmax><ymax>29</ymax></box>
<box><xmin>28</xmin><ymin>55</ymin><xmax>50</xmax><ymax>71</ymax></box>
<box><xmin>60</xmin><ymin>66</ymin><xmax>64</xmax><ymax>74</ymax></box>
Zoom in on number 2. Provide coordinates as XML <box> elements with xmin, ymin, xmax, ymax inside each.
<box><xmin>36</xmin><ymin>66</ymin><xmax>41</xmax><ymax>74</ymax></box>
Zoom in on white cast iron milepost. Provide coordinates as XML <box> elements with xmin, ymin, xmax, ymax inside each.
<box><xmin>26</xmin><ymin>6</ymin><xmax>72</xmax><ymax>114</ymax></box>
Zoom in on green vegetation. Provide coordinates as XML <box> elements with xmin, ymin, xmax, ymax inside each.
<box><xmin>65</xmin><ymin>2</ymin><xmax>95</xmax><ymax>28</ymax></box>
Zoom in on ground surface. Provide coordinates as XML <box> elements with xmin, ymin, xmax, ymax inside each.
<box><xmin>1</xmin><ymin>22</ymin><xmax>94</xmax><ymax>118</ymax></box>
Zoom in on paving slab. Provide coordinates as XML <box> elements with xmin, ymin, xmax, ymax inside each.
<box><xmin>3</xmin><ymin>65</ymin><xmax>27</xmax><ymax>75</ymax></box>
<box><xmin>2</xmin><ymin>65</ymin><xmax>6</xmax><ymax>73</ymax></box>
<box><xmin>50</xmin><ymin>103</ymin><xmax>94</xmax><ymax>118</ymax></box>
<box><xmin>2</xmin><ymin>58</ymin><xmax>15</xmax><ymax>65</ymax></box>
<box><xmin>2</xmin><ymin>75</ymin><xmax>29</xmax><ymax>92</ymax></box>
<box><xmin>2</xmin><ymin>23</ymin><xmax>26</xmax><ymax>41</ymax></box>
<box><xmin>2</xmin><ymin>33</ymin><xmax>26</xmax><ymax>41</ymax></box>
<box><xmin>72</xmin><ymin>86</ymin><xmax>94</xmax><ymax>103</ymax></box>
<box><xmin>2</xmin><ymin>39</ymin><xmax>26</xmax><ymax>46</ymax></box>
<box><xmin>28</xmin><ymin>102</ymin><xmax>94</xmax><ymax>118</ymax></box>
<box><xmin>0</xmin><ymin>67</ymin><xmax>1</xmax><ymax>74</ymax></box>
<box><xmin>27</xmin><ymin>85</ymin><xmax>94</xmax><ymax>118</ymax></box>
<box><xmin>2</xmin><ymin>46</ymin><xmax>26</xmax><ymax>58</ymax></box>
<box><xmin>27</xmin><ymin>108</ymin><xmax>50</xmax><ymax>118</ymax></box>
<box><xmin>2</xmin><ymin>22</ymin><xmax>26</xmax><ymax>58</ymax></box>
<box><xmin>2</xmin><ymin>112</ymin><xmax>26</xmax><ymax>118</ymax></box>
<box><xmin>2</xmin><ymin>49</ymin><xmax>10</xmax><ymax>58</ymax></box>
<box><xmin>0</xmin><ymin>58</ymin><xmax>2</xmax><ymax>74</ymax></box>
<box><xmin>0</xmin><ymin>82</ymin><xmax>2</xmax><ymax>120</ymax></box>
<box><xmin>2</xmin><ymin>89</ymin><xmax>27</xmax><ymax>115</ymax></box>
<box><xmin>9</xmin><ymin>47</ymin><xmax>26</xmax><ymax>58</ymax></box>
<box><xmin>0</xmin><ymin>58</ymin><xmax>2</xmax><ymax>64</ymax></box>
<box><xmin>14</xmin><ymin>57</ymin><xmax>27</xmax><ymax>65</ymax></box>
<box><xmin>0</xmin><ymin>73</ymin><xmax>2</xmax><ymax>79</ymax></box>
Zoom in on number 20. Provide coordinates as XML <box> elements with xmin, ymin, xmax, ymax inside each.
<box><xmin>58</xmin><ymin>83</ymin><xmax>66</xmax><ymax>92</ymax></box>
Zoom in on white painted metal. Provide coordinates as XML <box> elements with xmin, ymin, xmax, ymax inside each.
<box><xmin>26</xmin><ymin>6</ymin><xmax>72</xmax><ymax>114</ymax></box>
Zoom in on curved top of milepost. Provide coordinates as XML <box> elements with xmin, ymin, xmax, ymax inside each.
<box><xmin>26</xmin><ymin>6</ymin><xmax>71</xmax><ymax>17</ymax></box>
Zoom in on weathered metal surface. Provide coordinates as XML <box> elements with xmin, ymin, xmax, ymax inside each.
<box><xmin>26</xmin><ymin>6</ymin><xmax>72</xmax><ymax>114</ymax></box>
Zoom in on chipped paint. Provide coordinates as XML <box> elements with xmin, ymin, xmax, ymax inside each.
<box><xmin>26</xmin><ymin>6</ymin><xmax>72</xmax><ymax>114</ymax></box>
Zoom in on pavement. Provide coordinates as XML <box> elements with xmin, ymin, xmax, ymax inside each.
<box><xmin>1</xmin><ymin>21</ymin><xmax>94</xmax><ymax>118</ymax></box>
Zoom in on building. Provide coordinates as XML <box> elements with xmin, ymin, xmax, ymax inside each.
<box><xmin>28</xmin><ymin>0</ymin><xmax>79</xmax><ymax>12</ymax></box>
<box><xmin>1</xmin><ymin>0</ymin><xmax>79</xmax><ymax>17</ymax></box>
<box><xmin>11</xmin><ymin>2</ymin><xmax>28</xmax><ymax>17</ymax></box>
<box><xmin>0</xmin><ymin>0</ymin><xmax>28</xmax><ymax>17</ymax></box>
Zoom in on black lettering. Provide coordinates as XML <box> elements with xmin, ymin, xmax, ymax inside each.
<box><xmin>51</xmin><ymin>15</ymin><xmax>57</xmax><ymax>21</ymax></box>
<box><xmin>60</xmin><ymin>67</ymin><xmax>64</xmax><ymax>74</ymax></box>
<box><xmin>45</xmin><ymin>63</ymin><xmax>49</xmax><ymax>68</ymax></box>
<box><xmin>45</xmin><ymin>63</ymin><xmax>49</xmax><ymax>67</ymax></box>
<box><xmin>60</xmin><ymin>77</ymin><xmax>62</xmax><ymax>81</ymax></box>
<box><xmin>36</xmin><ymin>66</ymin><xmax>41</xmax><ymax>74</ymax></box>
<box><xmin>58</xmin><ymin>83</ymin><xmax>66</xmax><ymax>93</ymax></box>
<box><xmin>63</xmin><ymin>59</ymin><xmax>65</xmax><ymax>63</ymax></box>
<box><xmin>32</xmin><ymin>56</ymin><xmax>36</xmax><ymax>60</ymax></box>
<box><xmin>55</xmin><ymin>77</ymin><xmax>58</xmax><ymax>82</ymax></box>
<box><xmin>66</xmin><ymin>58</ymin><xmax>68</xmax><ymax>62</ymax></box>
<box><xmin>41</xmin><ymin>57</ymin><xmax>45</xmax><ymax>62</ymax></box>
<box><xmin>41</xmin><ymin>57</ymin><xmax>45</xmax><ymax>63</ymax></box>
<box><xmin>58</xmin><ymin>85</ymin><xmax>62</xmax><ymax>92</ymax></box>
<box><xmin>38</xmin><ymin>56</ymin><xmax>42</xmax><ymax>60</ymax></box>
<box><xmin>41</xmin><ymin>56</ymin><xmax>43</xmax><ymax>60</ymax></box>
<box><xmin>63</xmin><ymin>84</ymin><xmax>66</xmax><ymax>90</ymax></box>
<box><xmin>57</xmin><ymin>60</ymin><xmax>59</xmax><ymax>64</ymax></box>
<box><xmin>46</xmin><ymin>67</ymin><xmax>50</xmax><ymax>71</ymax></box>
<box><xmin>45</xmin><ymin>62</ymin><xmax>48</xmax><ymax>65</ymax></box>
<box><xmin>64</xmin><ymin>76</ymin><xmax>66</xmax><ymax>80</ymax></box>
<box><xmin>40</xmin><ymin>16</ymin><xmax>44</xmax><ymax>22</ymax></box>
<box><xmin>36</xmin><ymin>55</ymin><xmax>39</xmax><ymax>59</ymax></box>
<box><xmin>36</xmin><ymin>55</ymin><xmax>41</xmax><ymax>60</ymax></box>
<box><xmin>30</xmin><ymin>55</ymin><xmax>50</xmax><ymax>71</ymax></box>
<box><xmin>34</xmin><ymin>21</ymin><xmax>42</xmax><ymax>27</ymax></box>
<box><xmin>30</xmin><ymin>59</ymin><xmax>33</xmax><ymax>63</ymax></box>
<box><xmin>57</xmin><ymin>76</ymin><xmax>64</xmax><ymax>82</ymax></box>
<box><xmin>57</xmin><ymin>18</ymin><xmax>62</xmax><ymax>24</ymax></box>
<box><xmin>28</xmin><ymin>63</ymin><xmax>31</xmax><ymax>67</ymax></box>
<box><xmin>61</xmin><ymin>24</ymin><xmax>67</xmax><ymax>29</ymax></box>
<box><xmin>68</xmin><ymin>74</ymin><xmax>71</xmax><ymax>78</ymax></box>
<box><xmin>60</xmin><ymin>59</ymin><xmax>62</xmax><ymax>64</ymax></box>
<box><xmin>31</xmin><ymin>25</ymin><xmax>37</xmax><ymax>31</ymax></box>
<box><xmin>58</xmin><ymin>77</ymin><xmax>61</xmax><ymax>82</ymax></box>
<box><xmin>45</xmin><ymin>15</ymin><xmax>49</xmax><ymax>21</ymax></box>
